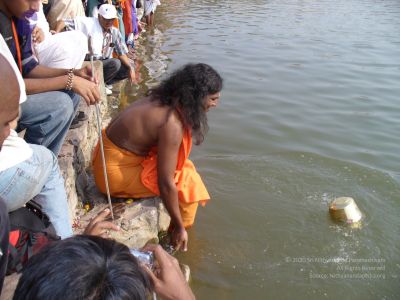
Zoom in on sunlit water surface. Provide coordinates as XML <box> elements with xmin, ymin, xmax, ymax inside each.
<box><xmin>123</xmin><ymin>0</ymin><xmax>400</xmax><ymax>299</ymax></box>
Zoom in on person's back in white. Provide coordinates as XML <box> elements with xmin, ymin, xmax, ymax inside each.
<box><xmin>33</xmin><ymin>3</ymin><xmax>87</xmax><ymax>69</ymax></box>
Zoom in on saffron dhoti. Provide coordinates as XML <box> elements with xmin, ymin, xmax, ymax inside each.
<box><xmin>92</xmin><ymin>129</ymin><xmax>209</xmax><ymax>227</ymax></box>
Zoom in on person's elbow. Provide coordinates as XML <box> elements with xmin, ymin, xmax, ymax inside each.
<box><xmin>158</xmin><ymin>177</ymin><xmax>176</xmax><ymax>196</ymax></box>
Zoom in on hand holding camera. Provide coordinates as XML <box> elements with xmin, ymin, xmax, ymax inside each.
<box><xmin>139</xmin><ymin>244</ymin><xmax>195</xmax><ymax>300</ymax></box>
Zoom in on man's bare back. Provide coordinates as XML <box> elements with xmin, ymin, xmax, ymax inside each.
<box><xmin>106</xmin><ymin>96</ymin><xmax>183</xmax><ymax>156</ymax></box>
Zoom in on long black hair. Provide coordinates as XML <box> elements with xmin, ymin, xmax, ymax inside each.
<box><xmin>150</xmin><ymin>63</ymin><xmax>223</xmax><ymax>144</ymax></box>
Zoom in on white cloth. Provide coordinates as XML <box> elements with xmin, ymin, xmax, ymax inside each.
<box><xmin>0</xmin><ymin>131</ymin><xmax>33</xmax><ymax>172</ymax></box>
<box><xmin>0</xmin><ymin>36</ymin><xmax>33</xmax><ymax>172</ymax></box>
<box><xmin>35</xmin><ymin>31</ymin><xmax>87</xmax><ymax>69</ymax></box>
<box><xmin>144</xmin><ymin>0</ymin><xmax>160</xmax><ymax>16</ymax></box>
<box><xmin>34</xmin><ymin>4</ymin><xmax>87</xmax><ymax>69</ymax></box>
<box><xmin>37</xmin><ymin>3</ymin><xmax>51</xmax><ymax>39</ymax></box>
<box><xmin>135</xmin><ymin>0</ymin><xmax>144</xmax><ymax>20</ymax></box>
<box><xmin>73</xmin><ymin>17</ymin><xmax>104</xmax><ymax>57</ymax></box>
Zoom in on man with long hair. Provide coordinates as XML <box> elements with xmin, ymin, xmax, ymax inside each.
<box><xmin>93</xmin><ymin>63</ymin><xmax>223</xmax><ymax>251</ymax></box>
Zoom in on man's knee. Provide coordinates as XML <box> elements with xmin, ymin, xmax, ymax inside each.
<box><xmin>103</xmin><ymin>59</ymin><xmax>122</xmax><ymax>84</ymax></box>
<box><xmin>29</xmin><ymin>144</ymin><xmax>57</xmax><ymax>166</ymax></box>
<box><xmin>23</xmin><ymin>92</ymin><xmax>75</xmax><ymax>123</ymax></box>
<box><xmin>105</xmin><ymin>59</ymin><xmax>122</xmax><ymax>72</ymax></box>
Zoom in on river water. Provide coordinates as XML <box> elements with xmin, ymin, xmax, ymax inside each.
<box><xmin>124</xmin><ymin>0</ymin><xmax>400</xmax><ymax>299</ymax></box>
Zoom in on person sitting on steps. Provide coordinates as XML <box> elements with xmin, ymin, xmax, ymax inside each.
<box><xmin>55</xmin><ymin>4</ymin><xmax>137</xmax><ymax>96</ymax></box>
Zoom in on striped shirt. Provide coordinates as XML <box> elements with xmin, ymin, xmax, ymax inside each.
<box><xmin>64</xmin><ymin>17</ymin><xmax>128</xmax><ymax>59</ymax></box>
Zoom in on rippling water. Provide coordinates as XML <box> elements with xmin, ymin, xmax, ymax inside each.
<box><xmin>126</xmin><ymin>0</ymin><xmax>400</xmax><ymax>298</ymax></box>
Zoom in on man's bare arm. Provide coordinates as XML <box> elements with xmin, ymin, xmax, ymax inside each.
<box><xmin>24</xmin><ymin>76</ymin><xmax>68</xmax><ymax>94</ymax></box>
<box><xmin>25</xmin><ymin>65</ymin><xmax>69</xmax><ymax>79</ymax></box>
<box><xmin>24</xmin><ymin>65</ymin><xmax>100</xmax><ymax>105</ymax></box>
<box><xmin>157</xmin><ymin>116</ymin><xmax>188</xmax><ymax>251</ymax></box>
<box><xmin>118</xmin><ymin>54</ymin><xmax>136</xmax><ymax>83</ymax></box>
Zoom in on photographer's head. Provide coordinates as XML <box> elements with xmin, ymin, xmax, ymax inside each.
<box><xmin>13</xmin><ymin>235</ymin><xmax>151</xmax><ymax>300</ymax></box>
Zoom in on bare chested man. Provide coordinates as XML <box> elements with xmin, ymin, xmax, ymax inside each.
<box><xmin>93</xmin><ymin>63</ymin><xmax>223</xmax><ymax>251</ymax></box>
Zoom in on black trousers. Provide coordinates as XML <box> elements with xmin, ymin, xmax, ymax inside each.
<box><xmin>102</xmin><ymin>58</ymin><xmax>130</xmax><ymax>85</ymax></box>
<box><xmin>0</xmin><ymin>198</ymin><xmax>9</xmax><ymax>292</ymax></box>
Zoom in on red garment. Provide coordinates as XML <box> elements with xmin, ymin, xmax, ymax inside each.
<box><xmin>122</xmin><ymin>0</ymin><xmax>133</xmax><ymax>34</ymax></box>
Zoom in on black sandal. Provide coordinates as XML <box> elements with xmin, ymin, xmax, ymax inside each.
<box><xmin>69</xmin><ymin>111</ymin><xmax>87</xmax><ymax>129</ymax></box>
<box><xmin>76</xmin><ymin>111</ymin><xmax>88</xmax><ymax>122</ymax></box>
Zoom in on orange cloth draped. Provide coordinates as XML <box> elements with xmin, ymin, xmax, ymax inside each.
<box><xmin>141</xmin><ymin>128</ymin><xmax>210</xmax><ymax>205</ymax></box>
<box><xmin>122</xmin><ymin>0</ymin><xmax>133</xmax><ymax>35</ymax></box>
<box><xmin>92</xmin><ymin>129</ymin><xmax>209</xmax><ymax>227</ymax></box>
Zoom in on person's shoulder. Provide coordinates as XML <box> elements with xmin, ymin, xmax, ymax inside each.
<box><xmin>111</xmin><ymin>26</ymin><xmax>123</xmax><ymax>37</ymax></box>
<box><xmin>162</xmin><ymin>108</ymin><xmax>184</xmax><ymax>133</ymax></box>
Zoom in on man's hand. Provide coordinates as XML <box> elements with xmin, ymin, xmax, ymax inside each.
<box><xmin>171</xmin><ymin>226</ymin><xmax>188</xmax><ymax>252</ymax></box>
<box><xmin>75</xmin><ymin>65</ymin><xmax>99</xmax><ymax>84</ymax></box>
<box><xmin>141</xmin><ymin>244</ymin><xmax>195</xmax><ymax>300</ymax></box>
<box><xmin>128</xmin><ymin>68</ymin><xmax>137</xmax><ymax>84</ymax></box>
<box><xmin>72</xmin><ymin>76</ymin><xmax>101</xmax><ymax>105</ymax></box>
<box><xmin>32</xmin><ymin>26</ymin><xmax>45</xmax><ymax>44</ymax></box>
<box><xmin>83</xmin><ymin>208</ymin><xmax>119</xmax><ymax>238</ymax></box>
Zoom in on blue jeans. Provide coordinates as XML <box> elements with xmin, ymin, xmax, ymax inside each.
<box><xmin>17</xmin><ymin>91</ymin><xmax>80</xmax><ymax>156</ymax></box>
<box><xmin>0</xmin><ymin>198</ymin><xmax>9</xmax><ymax>292</ymax></box>
<box><xmin>0</xmin><ymin>144</ymin><xmax>73</xmax><ymax>239</ymax></box>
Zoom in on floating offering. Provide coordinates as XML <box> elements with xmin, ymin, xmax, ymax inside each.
<box><xmin>329</xmin><ymin>197</ymin><xmax>362</xmax><ymax>225</ymax></box>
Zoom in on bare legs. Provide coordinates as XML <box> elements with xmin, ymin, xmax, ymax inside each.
<box><xmin>145</xmin><ymin>12</ymin><xmax>154</xmax><ymax>26</ymax></box>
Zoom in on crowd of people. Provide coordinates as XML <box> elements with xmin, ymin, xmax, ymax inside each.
<box><xmin>0</xmin><ymin>0</ymin><xmax>223</xmax><ymax>298</ymax></box>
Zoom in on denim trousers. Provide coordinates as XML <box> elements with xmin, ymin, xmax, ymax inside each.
<box><xmin>0</xmin><ymin>144</ymin><xmax>73</xmax><ymax>239</ymax></box>
<box><xmin>17</xmin><ymin>91</ymin><xmax>80</xmax><ymax>156</ymax></box>
<box><xmin>0</xmin><ymin>198</ymin><xmax>9</xmax><ymax>292</ymax></box>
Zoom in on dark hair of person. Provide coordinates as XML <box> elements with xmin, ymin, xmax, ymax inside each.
<box><xmin>150</xmin><ymin>63</ymin><xmax>223</xmax><ymax>144</ymax></box>
<box><xmin>13</xmin><ymin>235</ymin><xmax>151</xmax><ymax>300</ymax></box>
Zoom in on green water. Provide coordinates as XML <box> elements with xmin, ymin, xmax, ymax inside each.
<box><xmin>124</xmin><ymin>0</ymin><xmax>400</xmax><ymax>298</ymax></box>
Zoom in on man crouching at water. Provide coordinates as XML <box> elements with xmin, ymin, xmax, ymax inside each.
<box><xmin>13</xmin><ymin>236</ymin><xmax>195</xmax><ymax>300</ymax></box>
<box><xmin>92</xmin><ymin>63</ymin><xmax>223</xmax><ymax>251</ymax></box>
<box><xmin>55</xmin><ymin>4</ymin><xmax>136</xmax><ymax>92</ymax></box>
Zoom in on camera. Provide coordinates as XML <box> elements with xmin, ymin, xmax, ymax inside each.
<box><xmin>130</xmin><ymin>249</ymin><xmax>154</xmax><ymax>268</ymax></box>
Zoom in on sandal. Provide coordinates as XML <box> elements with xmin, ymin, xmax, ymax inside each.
<box><xmin>69</xmin><ymin>111</ymin><xmax>87</xmax><ymax>129</ymax></box>
<box><xmin>76</xmin><ymin>111</ymin><xmax>88</xmax><ymax>122</ymax></box>
<box><xmin>69</xmin><ymin>118</ymin><xmax>83</xmax><ymax>129</ymax></box>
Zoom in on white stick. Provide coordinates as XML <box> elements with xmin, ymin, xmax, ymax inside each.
<box><xmin>90</xmin><ymin>48</ymin><xmax>114</xmax><ymax>220</ymax></box>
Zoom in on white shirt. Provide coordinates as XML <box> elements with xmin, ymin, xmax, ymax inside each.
<box><xmin>37</xmin><ymin>3</ymin><xmax>52</xmax><ymax>40</ymax></box>
<box><xmin>72</xmin><ymin>17</ymin><xmax>104</xmax><ymax>57</ymax></box>
<box><xmin>65</xmin><ymin>17</ymin><xmax>128</xmax><ymax>59</ymax></box>
<box><xmin>0</xmin><ymin>35</ymin><xmax>33</xmax><ymax>172</ymax></box>
<box><xmin>0</xmin><ymin>131</ymin><xmax>33</xmax><ymax>172</ymax></box>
